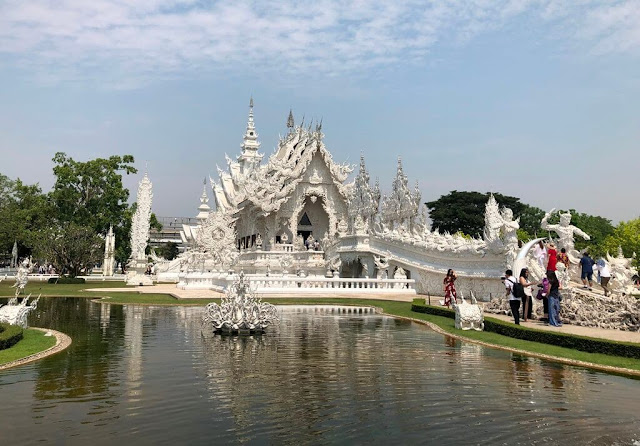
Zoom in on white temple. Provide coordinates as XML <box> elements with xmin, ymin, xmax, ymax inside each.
<box><xmin>172</xmin><ymin>99</ymin><xmax>517</xmax><ymax>297</ymax></box>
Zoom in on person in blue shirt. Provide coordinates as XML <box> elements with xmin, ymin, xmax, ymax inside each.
<box><xmin>580</xmin><ymin>252</ymin><xmax>595</xmax><ymax>290</ymax></box>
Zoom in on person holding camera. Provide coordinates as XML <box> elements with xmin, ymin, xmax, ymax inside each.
<box><xmin>519</xmin><ymin>268</ymin><xmax>536</xmax><ymax>322</ymax></box>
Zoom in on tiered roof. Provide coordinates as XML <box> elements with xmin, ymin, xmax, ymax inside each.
<box><xmin>211</xmin><ymin>104</ymin><xmax>353</xmax><ymax>216</ymax></box>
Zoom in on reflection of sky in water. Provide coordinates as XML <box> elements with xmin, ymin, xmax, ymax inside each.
<box><xmin>0</xmin><ymin>298</ymin><xmax>639</xmax><ymax>445</ymax></box>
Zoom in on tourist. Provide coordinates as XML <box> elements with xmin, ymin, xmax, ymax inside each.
<box><xmin>534</xmin><ymin>241</ymin><xmax>547</xmax><ymax>269</ymax></box>
<box><xmin>547</xmin><ymin>271</ymin><xmax>562</xmax><ymax>327</ymax></box>
<box><xmin>557</xmin><ymin>248</ymin><xmax>570</xmax><ymax>269</ymax></box>
<box><xmin>580</xmin><ymin>252</ymin><xmax>595</xmax><ymax>290</ymax></box>
<box><xmin>443</xmin><ymin>269</ymin><xmax>457</xmax><ymax>307</ymax></box>
<box><xmin>536</xmin><ymin>275</ymin><xmax>550</xmax><ymax>322</ymax></box>
<box><xmin>519</xmin><ymin>268</ymin><xmax>535</xmax><ymax>322</ymax></box>
<box><xmin>597</xmin><ymin>258</ymin><xmax>612</xmax><ymax>297</ymax></box>
<box><xmin>505</xmin><ymin>269</ymin><xmax>520</xmax><ymax>325</ymax></box>
<box><xmin>546</xmin><ymin>242</ymin><xmax>558</xmax><ymax>273</ymax></box>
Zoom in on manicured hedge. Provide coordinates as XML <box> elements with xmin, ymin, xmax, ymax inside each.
<box><xmin>0</xmin><ymin>323</ymin><xmax>24</xmax><ymax>350</ymax></box>
<box><xmin>411</xmin><ymin>300</ymin><xmax>640</xmax><ymax>359</ymax></box>
<box><xmin>47</xmin><ymin>277</ymin><xmax>86</xmax><ymax>284</ymax></box>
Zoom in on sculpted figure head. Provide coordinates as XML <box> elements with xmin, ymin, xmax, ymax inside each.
<box><xmin>502</xmin><ymin>208</ymin><xmax>513</xmax><ymax>220</ymax></box>
<box><xmin>560</xmin><ymin>212</ymin><xmax>571</xmax><ymax>226</ymax></box>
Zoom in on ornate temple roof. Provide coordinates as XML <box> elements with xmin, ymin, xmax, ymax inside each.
<box><xmin>211</xmin><ymin>103</ymin><xmax>353</xmax><ymax>216</ymax></box>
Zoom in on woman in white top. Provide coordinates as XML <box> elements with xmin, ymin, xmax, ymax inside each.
<box><xmin>533</xmin><ymin>241</ymin><xmax>547</xmax><ymax>269</ymax></box>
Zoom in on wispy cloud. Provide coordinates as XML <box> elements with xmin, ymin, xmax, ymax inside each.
<box><xmin>0</xmin><ymin>0</ymin><xmax>638</xmax><ymax>86</ymax></box>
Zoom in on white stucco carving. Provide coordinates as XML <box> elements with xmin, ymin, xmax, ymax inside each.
<box><xmin>12</xmin><ymin>259</ymin><xmax>30</xmax><ymax>297</ymax></box>
<box><xmin>607</xmin><ymin>248</ymin><xmax>638</xmax><ymax>296</ymax></box>
<box><xmin>202</xmin><ymin>272</ymin><xmax>278</xmax><ymax>334</ymax></box>
<box><xmin>127</xmin><ymin>173</ymin><xmax>153</xmax><ymax>286</ymax></box>
<box><xmin>541</xmin><ymin>209</ymin><xmax>590</xmax><ymax>263</ymax></box>
<box><xmin>103</xmin><ymin>225</ymin><xmax>116</xmax><ymax>277</ymax></box>
<box><xmin>452</xmin><ymin>292</ymin><xmax>484</xmax><ymax>331</ymax></box>
<box><xmin>0</xmin><ymin>294</ymin><xmax>40</xmax><ymax>328</ymax></box>
<box><xmin>178</xmin><ymin>100</ymin><xmax>533</xmax><ymax>298</ymax></box>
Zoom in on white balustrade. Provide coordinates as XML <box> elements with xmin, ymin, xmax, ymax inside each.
<box><xmin>178</xmin><ymin>273</ymin><xmax>416</xmax><ymax>294</ymax></box>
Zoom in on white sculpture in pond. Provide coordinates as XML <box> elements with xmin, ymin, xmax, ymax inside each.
<box><xmin>541</xmin><ymin>209</ymin><xmax>590</xmax><ymax>263</ymax></box>
<box><xmin>452</xmin><ymin>292</ymin><xmax>484</xmax><ymax>331</ymax></box>
<box><xmin>202</xmin><ymin>272</ymin><xmax>278</xmax><ymax>334</ymax></box>
<box><xmin>0</xmin><ymin>294</ymin><xmax>40</xmax><ymax>328</ymax></box>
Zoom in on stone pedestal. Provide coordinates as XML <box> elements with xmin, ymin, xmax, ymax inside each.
<box><xmin>126</xmin><ymin>260</ymin><xmax>153</xmax><ymax>286</ymax></box>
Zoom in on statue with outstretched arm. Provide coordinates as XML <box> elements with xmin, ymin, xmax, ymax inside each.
<box><xmin>541</xmin><ymin>208</ymin><xmax>590</xmax><ymax>263</ymax></box>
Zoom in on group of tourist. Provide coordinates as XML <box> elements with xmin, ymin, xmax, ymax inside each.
<box><xmin>504</xmin><ymin>267</ymin><xmax>563</xmax><ymax>327</ymax></box>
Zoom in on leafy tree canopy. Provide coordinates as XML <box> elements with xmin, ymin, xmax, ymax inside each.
<box><xmin>599</xmin><ymin>219</ymin><xmax>640</xmax><ymax>267</ymax></box>
<box><xmin>0</xmin><ymin>177</ymin><xmax>52</xmax><ymax>257</ymax></box>
<box><xmin>425</xmin><ymin>191</ymin><xmax>544</xmax><ymax>239</ymax></box>
<box><xmin>50</xmin><ymin>152</ymin><xmax>137</xmax><ymax>234</ymax></box>
<box><xmin>33</xmin><ymin>222</ymin><xmax>103</xmax><ymax>277</ymax></box>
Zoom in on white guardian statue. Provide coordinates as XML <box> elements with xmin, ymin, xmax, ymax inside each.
<box><xmin>541</xmin><ymin>209</ymin><xmax>590</xmax><ymax>263</ymax></box>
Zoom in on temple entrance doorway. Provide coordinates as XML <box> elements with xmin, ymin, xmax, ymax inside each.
<box><xmin>296</xmin><ymin>196</ymin><xmax>329</xmax><ymax>246</ymax></box>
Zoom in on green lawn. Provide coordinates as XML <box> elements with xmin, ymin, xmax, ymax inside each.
<box><xmin>0</xmin><ymin>281</ymin><xmax>128</xmax><ymax>297</ymax></box>
<box><xmin>0</xmin><ymin>328</ymin><xmax>57</xmax><ymax>366</ymax></box>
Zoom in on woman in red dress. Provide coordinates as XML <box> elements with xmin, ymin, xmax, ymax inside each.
<box><xmin>443</xmin><ymin>269</ymin><xmax>457</xmax><ymax>307</ymax></box>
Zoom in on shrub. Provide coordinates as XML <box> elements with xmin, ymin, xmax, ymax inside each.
<box><xmin>0</xmin><ymin>323</ymin><xmax>24</xmax><ymax>350</ymax></box>
<box><xmin>411</xmin><ymin>302</ymin><xmax>640</xmax><ymax>359</ymax></box>
<box><xmin>47</xmin><ymin>277</ymin><xmax>86</xmax><ymax>284</ymax></box>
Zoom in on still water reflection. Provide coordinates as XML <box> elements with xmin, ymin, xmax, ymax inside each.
<box><xmin>1</xmin><ymin>298</ymin><xmax>640</xmax><ymax>445</ymax></box>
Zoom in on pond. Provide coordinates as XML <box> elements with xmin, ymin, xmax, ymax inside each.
<box><xmin>1</xmin><ymin>298</ymin><xmax>640</xmax><ymax>445</ymax></box>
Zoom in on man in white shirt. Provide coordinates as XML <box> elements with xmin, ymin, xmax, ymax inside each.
<box><xmin>504</xmin><ymin>269</ymin><xmax>520</xmax><ymax>325</ymax></box>
<box><xmin>597</xmin><ymin>259</ymin><xmax>612</xmax><ymax>297</ymax></box>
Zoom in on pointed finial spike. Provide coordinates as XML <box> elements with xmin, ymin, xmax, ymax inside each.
<box><xmin>249</xmin><ymin>96</ymin><xmax>253</xmax><ymax>108</ymax></box>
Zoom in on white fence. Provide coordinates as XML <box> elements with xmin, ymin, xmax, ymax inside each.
<box><xmin>178</xmin><ymin>273</ymin><xmax>416</xmax><ymax>295</ymax></box>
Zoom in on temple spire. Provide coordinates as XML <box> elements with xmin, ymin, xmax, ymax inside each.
<box><xmin>196</xmin><ymin>178</ymin><xmax>211</xmax><ymax>222</ymax></box>
<box><xmin>287</xmin><ymin>109</ymin><xmax>294</xmax><ymax>132</ymax></box>
<box><xmin>237</xmin><ymin>97</ymin><xmax>263</xmax><ymax>173</ymax></box>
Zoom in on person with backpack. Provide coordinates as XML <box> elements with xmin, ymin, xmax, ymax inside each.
<box><xmin>536</xmin><ymin>275</ymin><xmax>550</xmax><ymax>322</ymax></box>
<box><xmin>505</xmin><ymin>269</ymin><xmax>521</xmax><ymax>325</ymax></box>
<box><xmin>519</xmin><ymin>268</ymin><xmax>536</xmax><ymax>322</ymax></box>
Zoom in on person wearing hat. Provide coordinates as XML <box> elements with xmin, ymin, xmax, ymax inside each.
<box><xmin>546</xmin><ymin>242</ymin><xmax>558</xmax><ymax>273</ymax></box>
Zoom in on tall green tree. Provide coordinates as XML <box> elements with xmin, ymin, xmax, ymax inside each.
<box><xmin>0</xmin><ymin>175</ymin><xmax>52</xmax><ymax>258</ymax></box>
<box><xmin>425</xmin><ymin>191</ymin><xmax>544</xmax><ymax>239</ymax></box>
<box><xmin>50</xmin><ymin>152</ymin><xmax>137</xmax><ymax>234</ymax></box>
<box><xmin>49</xmin><ymin>152</ymin><xmax>137</xmax><ymax>264</ymax></box>
<box><xmin>34</xmin><ymin>222</ymin><xmax>103</xmax><ymax>277</ymax></box>
<box><xmin>599</xmin><ymin>219</ymin><xmax>640</xmax><ymax>267</ymax></box>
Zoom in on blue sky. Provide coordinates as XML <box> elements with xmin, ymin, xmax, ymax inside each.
<box><xmin>1</xmin><ymin>0</ymin><xmax>639</xmax><ymax>222</ymax></box>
